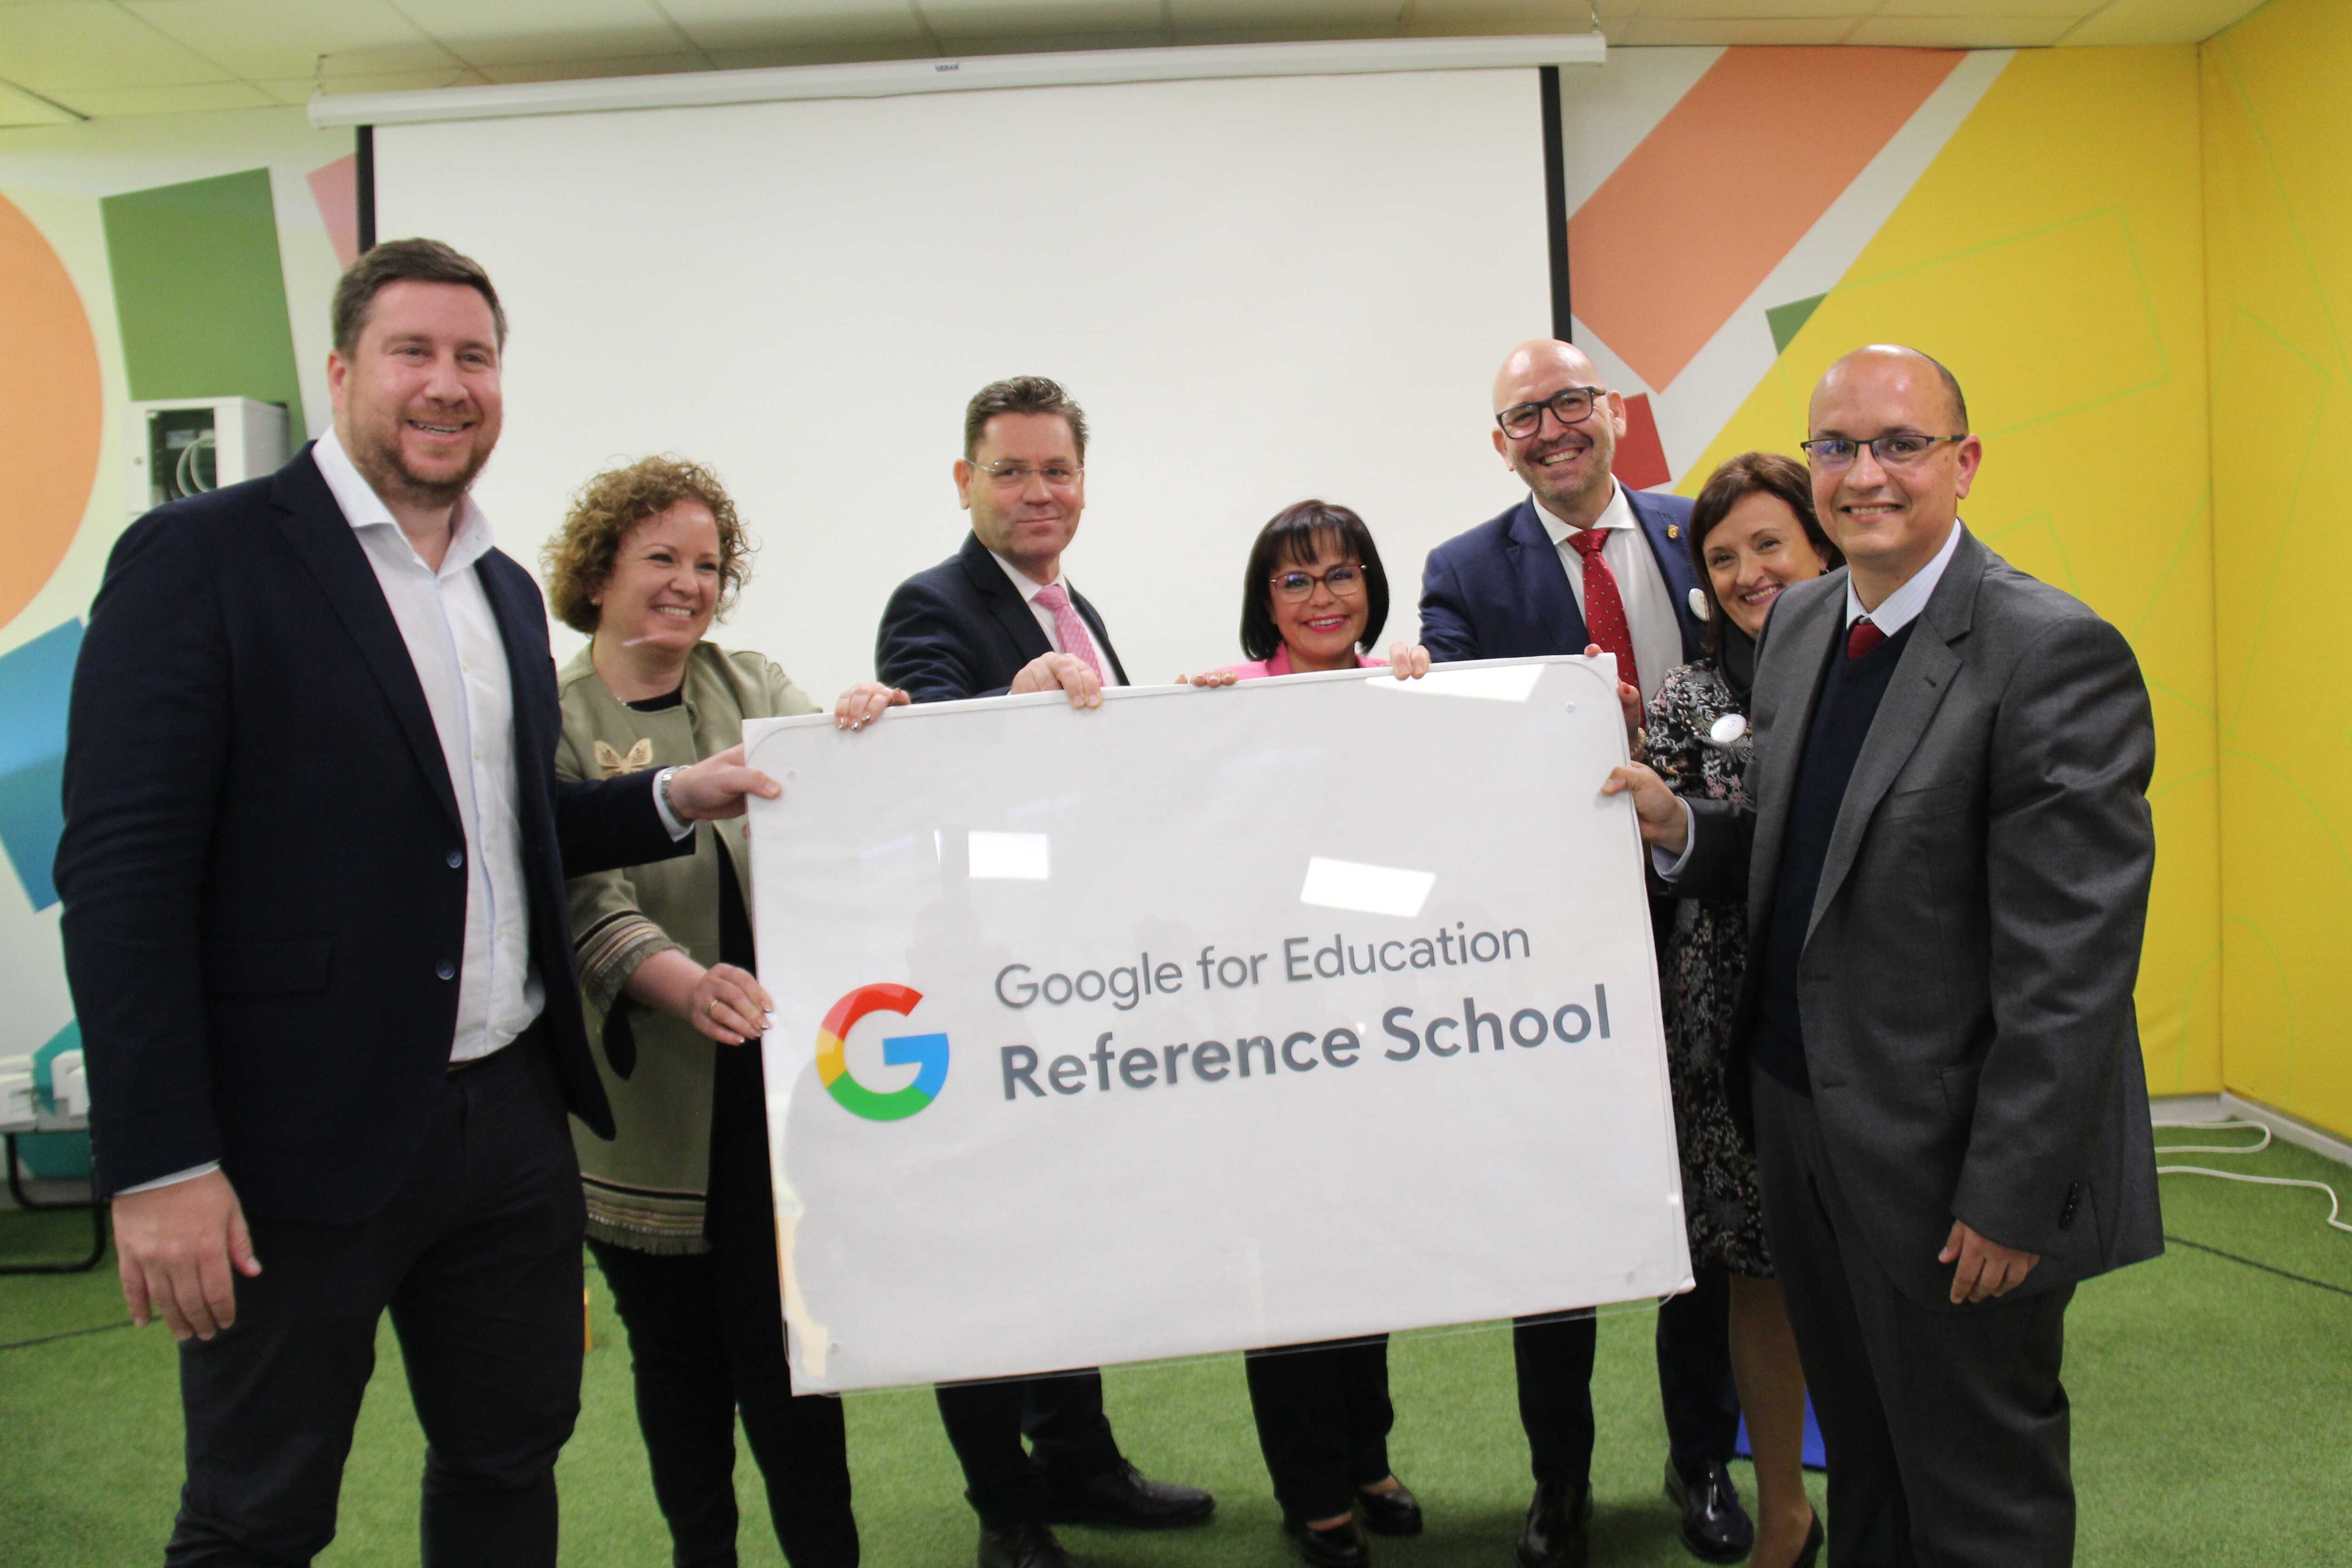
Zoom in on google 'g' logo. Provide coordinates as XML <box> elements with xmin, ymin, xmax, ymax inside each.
<box><xmin>817</xmin><ymin>983</ymin><xmax>949</xmax><ymax>1122</ymax></box>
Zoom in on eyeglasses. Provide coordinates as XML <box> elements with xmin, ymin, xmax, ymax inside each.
<box><xmin>1496</xmin><ymin>386</ymin><xmax>1605</xmax><ymax>441</ymax></box>
<box><xmin>1271</xmin><ymin>564</ymin><xmax>1367</xmax><ymax>601</ymax></box>
<box><xmin>971</xmin><ymin>460</ymin><xmax>1083</xmax><ymax>489</ymax></box>
<box><xmin>1799</xmin><ymin>434</ymin><xmax>1967</xmax><ymax>470</ymax></box>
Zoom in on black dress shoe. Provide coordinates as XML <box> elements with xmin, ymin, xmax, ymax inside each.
<box><xmin>1286</xmin><ymin>1515</ymin><xmax>1371</xmax><ymax>1568</ymax></box>
<box><xmin>1041</xmin><ymin>1460</ymin><xmax>1216</xmax><ymax>1528</ymax></box>
<box><xmin>1516</xmin><ymin>1480</ymin><xmax>1591</xmax><ymax>1568</ymax></box>
<box><xmin>977</xmin><ymin>1520</ymin><xmax>1077</xmax><ymax>1568</ymax></box>
<box><xmin>1357</xmin><ymin>1481</ymin><xmax>1423</xmax><ymax>1537</ymax></box>
<box><xmin>1663</xmin><ymin>1460</ymin><xmax>1756</xmax><ymax>1564</ymax></box>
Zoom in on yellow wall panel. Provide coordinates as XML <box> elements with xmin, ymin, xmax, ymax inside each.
<box><xmin>2204</xmin><ymin>0</ymin><xmax>2352</xmax><ymax>1139</ymax></box>
<box><xmin>1679</xmin><ymin>46</ymin><xmax>2221</xmax><ymax>1094</ymax></box>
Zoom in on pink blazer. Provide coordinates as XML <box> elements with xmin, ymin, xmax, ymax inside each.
<box><xmin>1220</xmin><ymin>644</ymin><xmax>1385</xmax><ymax>681</ymax></box>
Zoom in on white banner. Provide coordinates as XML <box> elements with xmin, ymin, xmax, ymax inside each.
<box><xmin>745</xmin><ymin>657</ymin><xmax>1691</xmax><ymax>1393</ymax></box>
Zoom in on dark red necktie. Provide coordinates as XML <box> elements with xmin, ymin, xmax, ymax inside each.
<box><xmin>1567</xmin><ymin>528</ymin><xmax>1639</xmax><ymax>694</ymax></box>
<box><xmin>1846</xmin><ymin>616</ymin><xmax>1886</xmax><ymax>660</ymax></box>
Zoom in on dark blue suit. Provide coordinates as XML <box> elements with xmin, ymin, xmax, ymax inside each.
<box><xmin>870</xmin><ymin>527</ymin><xmax>1143</xmax><ymax>1529</ymax></box>
<box><xmin>1419</xmin><ymin>491</ymin><xmax>1706</xmax><ymax>667</ymax></box>
<box><xmin>876</xmin><ymin>530</ymin><xmax>1129</xmax><ymax>703</ymax></box>
<box><xmin>1418</xmin><ymin>486</ymin><xmax>1741</xmax><ymax>1506</ymax></box>
<box><xmin>56</xmin><ymin>445</ymin><xmax>688</xmax><ymax>1564</ymax></box>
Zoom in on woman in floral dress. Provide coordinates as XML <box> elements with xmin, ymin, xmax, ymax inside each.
<box><xmin>1647</xmin><ymin>452</ymin><xmax>1842</xmax><ymax>1568</ymax></box>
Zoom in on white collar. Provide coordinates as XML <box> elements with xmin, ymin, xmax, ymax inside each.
<box><xmin>987</xmin><ymin>547</ymin><xmax>1067</xmax><ymax>605</ymax></box>
<box><xmin>1534</xmin><ymin>481</ymin><xmax>1636</xmax><ymax>546</ymax></box>
<box><xmin>1845</xmin><ymin>519</ymin><xmax>1965</xmax><ymax>636</ymax></box>
<box><xmin>314</xmin><ymin>425</ymin><xmax>494</xmax><ymax>576</ymax></box>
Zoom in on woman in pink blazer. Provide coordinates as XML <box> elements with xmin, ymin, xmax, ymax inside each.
<box><xmin>1188</xmin><ymin>501</ymin><xmax>1427</xmax><ymax>1568</ymax></box>
<box><xmin>1191</xmin><ymin>500</ymin><xmax>1430</xmax><ymax>691</ymax></box>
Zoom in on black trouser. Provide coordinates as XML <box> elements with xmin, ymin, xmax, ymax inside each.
<box><xmin>1750</xmin><ymin>1066</ymin><xmax>2074</xmax><ymax>1567</ymax></box>
<box><xmin>1512</xmin><ymin>1266</ymin><xmax>1739</xmax><ymax>1492</ymax></box>
<box><xmin>589</xmin><ymin>1242</ymin><xmax>857</xmax><ymax>1567</ymax></box>
<box><xmin>934</xmin><ymin>1372</ymin><xmax>1124</xmax><ymax>1527</ymax></box>
<box><xmin>1243</xmin><ymin>1337</ymin><xmax>1394</xmax><ymax>1523</ymax></box>
<box><xmin>167</xmin><ymin>1033</ymin><xmax>582</xmax><ymax>1567</ymax></box>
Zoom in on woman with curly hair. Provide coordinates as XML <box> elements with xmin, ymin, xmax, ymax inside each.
<box><xmin>543</xmin><ymin>456</ymin><xmax>902</xmax><ymax>1567</ymax></box>
<box><xmin>1646</xmin><ymin>452</ymin><xmax>1840</xmax><ymax>1568</ymax></box>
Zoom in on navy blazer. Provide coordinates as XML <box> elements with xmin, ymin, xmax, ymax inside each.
<box><xmin>1419</xmin><ymin>490</ymin><xmax>1708</xmax><ymax>667</ymax></box>
<box><xmin>876</xmin><ymin>530</ymin><xmax>1130</xmax><ymax>703</ymax></box>
<box><xmin>55</xmin><ymin>446</ymin><xmax>686</xmax><ymax>1224</ymax></box>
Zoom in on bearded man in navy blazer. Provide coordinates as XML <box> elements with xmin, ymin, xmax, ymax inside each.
<box><xmin>56</xmin><ymin>240</ymin><xmax>777</xmax><ymax>1568</ymax></box>
<box><xmin>1421</xmin><ymin>339</ymin><xmax>1748</xmax><ymax>1568</ymax></box>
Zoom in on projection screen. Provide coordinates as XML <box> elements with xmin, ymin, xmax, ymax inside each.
<box><xmin>374</xmin><ymin>67</ymin><xmax>1555</xmax><ymax>697</ymax></box>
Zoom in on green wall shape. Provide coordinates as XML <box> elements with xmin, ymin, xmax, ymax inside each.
<box><xmin>1765</xmin><ymin>292</ymin><xmax>1828</xmax><ymax>354</ymax></box>
<box><xmin>100</xmin><ymin>168</ymin><xmax>305</xmax><ymax>439</ymax></box>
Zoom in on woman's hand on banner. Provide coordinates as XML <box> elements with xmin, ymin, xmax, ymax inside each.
<box><xmin>1178</xmin><ymin>669</ymin><xmax>1240</xmax><ymax>687</ymax></box>
<box><xmin>834</xmin><ymin>682</ymin><xmax>909</xmax><ymax>731</ymax></box>
<box><xmin>686</xmin><ymin>961</ymin><xmax>773</xmax><ymax>1045</ymax></box>
<box><xmin>1584</xmin><ymin>642</ymin><xmax>1644</xmax><ymax>742</ymax></box>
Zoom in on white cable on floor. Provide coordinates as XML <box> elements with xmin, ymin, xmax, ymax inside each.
<box><xmin>2150</xmin><ymin>1119</ymin><xmax>2352</xmax><ymax>1236</ymax></box>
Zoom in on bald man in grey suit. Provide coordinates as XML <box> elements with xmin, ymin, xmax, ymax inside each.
<box><xmin>1609</xmin><ymin>345</ymin><xmax>2161</xmax><ymax>1567</ymax></box>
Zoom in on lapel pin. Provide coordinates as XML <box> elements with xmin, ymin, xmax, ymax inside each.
<box><xmin>1688</xmin><ymin>586</ymin><xmax>1710</xmax><ymax>621</ymax></box>
<box><xmin>1706</xmin><ymin>714</ymin><xmax>1749</xmax><ymax>748</ymax></box>
<box><xmin>1667</xmin><ymin>524</ymin><xmax>1679</xmax><ymax>540</ymax></box>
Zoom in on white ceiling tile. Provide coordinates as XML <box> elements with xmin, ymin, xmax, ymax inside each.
<box><xmin>1402</xmin><ymin>0</ymin><xmax>1609</xmax><ymax>27</ymax></box>
<box><xmin>397</xmin><ymin>0</ymin><xmax>689</xmax><ymax>65</ymax></box>
<box><xmin>919</xmin><ymin>0</ymin><xmax>1163</xmax><ymax>30</ymax></box>
<box><xmin>1615</xmin><ymin>16</ymin><xmax>1860</xmax><ymax>43</ymax></box>
<box><xmin>1846</xmin><ymin>13</ymin><xmax>2073</xmax><ymax>43</ymax></box>
<box><xmin>700</xmin><ymin>40</ymin><xmax>933</xmax><ymax>66</ymax></box>
<box><xmin>0</xmin><ymin>2</ymin><xmax>237</xmax><ymax>90</ymax></box>
<box><xmin>303</xmin><ymin>65</ymin><xmax>495</xmax><ymax>97</ymax></box>
<box><xmin>0</xmin><ymin>77</ymin><xmax>79</xmax><ymax>126</ymax></box>
<box><xmin>476</xmin><ymin>51</ymin><xmax>708</xmax><ymax>81</ymax></box>
<box><xmin>49</xmin><ymin>79</ymin><xmax>276</xmax><ymax>114</ymax></box>
<box><xmin>1168</xmin><ymin>0</ymin><xmax>1403</xmax><ymax>24</ymax></box>
<box><xmin>122</xmin><ymin>0</ymin><xmax>439</xmax><ymax>83</ymax></box>
<box><xmin>314</xmin><ymin>44</ymin><xmax>473</xmax><ymax>77</ymax></box>
<box><xmin>662</xmin><ymin>0</ymin><xmax>928</xmax><ymax>50</ymax></box>
<box><xmin>2057</xmin><ymin>0</ymin><xmax>2266</xmax><ymax>43</ymax></box>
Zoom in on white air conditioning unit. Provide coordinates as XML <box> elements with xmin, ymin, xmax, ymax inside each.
<box><xmin>127</xmin><ymin>398</ymin><xmax>291</xmax><ymax>516</ymax></box>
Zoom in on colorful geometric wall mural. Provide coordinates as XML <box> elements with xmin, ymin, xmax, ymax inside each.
<box><xmin>0</xmin><ymin>18</ymin><xmax>2347</xmax><ymax>1153</ymax></box>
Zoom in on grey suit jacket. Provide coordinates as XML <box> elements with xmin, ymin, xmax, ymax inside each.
<box><xmin>1678</xmin><ymin>528</ymin><xmax>2163</xmax><ymax>1310</ymax></box>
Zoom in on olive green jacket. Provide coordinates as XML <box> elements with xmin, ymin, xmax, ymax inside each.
<box><xmin>556</xmin><ymin>641</ymin><xmax>818</xmax><ymax>1253</ymax></box>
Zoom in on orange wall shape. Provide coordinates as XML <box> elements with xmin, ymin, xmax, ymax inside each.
<box><xmin>0</xmin><ymin>195</ymin><xmax>103</xmax><ymax>631</ymax></box>
<box><xmin>1569</xmin><ymin>47</ymin><xmax>1963</xmax><ymax>393</ymax></box>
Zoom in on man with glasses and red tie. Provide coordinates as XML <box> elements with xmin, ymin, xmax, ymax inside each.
<box><xmin>1420</xmin><ymin>340</ymin><xmax>1749</xmax><ymax>1568</ymax></box>
<box><xmin>874</xmin><ymin>375</ymin><xmax>1215</xmax><ymax>1568</ymax></box>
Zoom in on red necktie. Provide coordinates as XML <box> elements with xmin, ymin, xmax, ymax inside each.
<box><xmin>1846</xmin><ymin>616</ymin><xmax>1886</xmax><ymax>660</ymax></box>
<box><xmin>1567</xmin><ymin>528</ymin><xmax>1639</xmax><ymax>695</ymax></box>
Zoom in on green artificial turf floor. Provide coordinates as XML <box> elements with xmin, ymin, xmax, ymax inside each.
<box><xmin>4</xmin><ymin>1138</ymin><xmax>2349</xmax><ymax>1566</ymax></box>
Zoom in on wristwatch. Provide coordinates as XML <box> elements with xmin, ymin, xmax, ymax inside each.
<box><xmin>655</xmin><ymin>764</ymin><xmax>683</xmax><ymax>823</ymax></box>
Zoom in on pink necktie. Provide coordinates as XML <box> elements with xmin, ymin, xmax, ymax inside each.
<box><xmin>1034</xmin><ymin>582</ymin><xmax>1106</xmax><ymax>683</ymax></box>
<box><xmin>1567</xmin><ymin>528</ymin><xmax>1639</xmax><ymax>696</ymax></box>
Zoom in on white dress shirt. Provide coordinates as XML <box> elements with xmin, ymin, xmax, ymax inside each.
<box><xmin>1535</xmin><ymin>482</ymin><xmax>1684</xmax><ymax>705</ymax></box>
<box><xmin>988</xmin><ymin>548</ymin><xmax>1125</xmax><ymax>687</ymax></box>
<box><xmin>1653</xmin><ymin>520</ymin><xmax>1969</xmax><ymax>881</ymax></box>
<box><xmin>315</xmin><ymin>426</ymin><xmax>540</xmax><ymax>1064</ymax></box>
